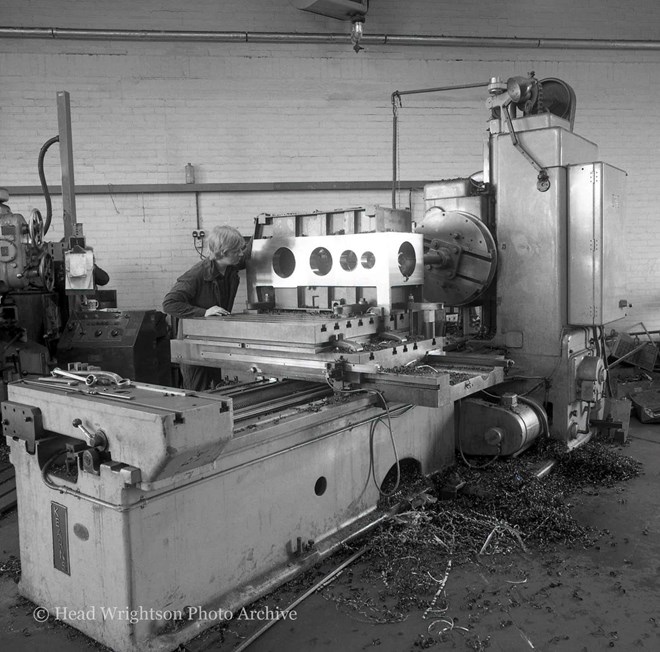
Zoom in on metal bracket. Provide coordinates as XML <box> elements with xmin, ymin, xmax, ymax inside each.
<box><xmin>2</xmin><ymin>401</ymin><xmax>44</xmax><ymax>454</ymax></box>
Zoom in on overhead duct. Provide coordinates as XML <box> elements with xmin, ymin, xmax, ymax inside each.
<box><xmin>291</xmin><ymin>0</ymin><xmax>368</xmax><ymax>21</ymax></box>
<box><xmin>292</xmin><ymin>0</ymin><xmax>369</xmax><ymax>51</ymax></box>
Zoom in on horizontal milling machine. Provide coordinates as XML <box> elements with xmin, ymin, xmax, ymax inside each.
<box><xmin>4</xmin><ymin>74</ymin><xmax>628</xmax><ymax>652</ymax></box>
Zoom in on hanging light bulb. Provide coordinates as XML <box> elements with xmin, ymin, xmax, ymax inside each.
<box><xmin>350</xmin><ymin>16</ymin><xmax>364</xmax><ymax>53</ymax></box>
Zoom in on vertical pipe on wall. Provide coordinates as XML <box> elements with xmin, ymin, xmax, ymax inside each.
<box><xmin>195</xmin><ymin>191</ymin><xmax>201</xmax><ymax>230</ymax></box>
<box><xmin>391</xmin><ymin>92</ymin><xmax>400</xmax><ymax>208</ymax></box>
<box><xmin>390</xmin><ymin>82</ymin><xmax>491</xmax><ymax>210</ymax></box>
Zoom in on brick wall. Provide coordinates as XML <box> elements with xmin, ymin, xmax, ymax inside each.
<box><xmin>1</xmin><ymin>1</ymin><xmax>660</xmax><ymax>330</ymax></box>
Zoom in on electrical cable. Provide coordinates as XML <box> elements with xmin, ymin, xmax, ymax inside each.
<box><xmin>478</xmin><ymin>377</ymin><xmax>546</xmax><ymax>401</ymax></box>
<box><xmin>455</xmin><ymin>403</ymin><xmax>500</xmax><ymax>469</ymax></box>
<box><xmin>368</xmin><ymin>409</ymin><xmax>400</xmax><ymax>497</ymax></box>
<box><xmin>325</xmin><ymin>377</ymin><xmax>402</xmax><ymax>496</ymax></box>
<box><xmin>41</xmin><ymin>449</ymin><xmax>136</xmax><ymax>511</ymax></box>
<box><xmin>593</xmin><ymin>325</ymin><xmax>600</xmax><ymax>358</ymax></box>
<box><xmin>38</xmin><ymin>135</ymin><xmax>60</xmax><ymax>235</ymax></box>
<box><xmin>458</xmin><ymin>438</ymin><xmax>500</xmax><ymax>470</ymax></box>
<box><xmin>193</xmin><ymin>235</ymin><xmax>205</xmax><ymax>259</ymax></box>
<box><xmin>520</xmin><ymin>379</ymin><xmax>547</xmax><ymax>397</ymax></box>
<box><xmin>41</xmin><ymin>450</ymin><xmax>69</xmax><ymax>490</ymax></box>
<box><xmin>478</xmin><ymin>389</ymin><xmax>502</xmax><ymax>400</ymax></box>
<box><xmin>600</xmin><ymin>325</ymin><xmax>614</xmax><ymax>398</ymax></box>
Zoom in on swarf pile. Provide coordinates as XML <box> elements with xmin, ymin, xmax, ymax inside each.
<box><xmin>330</xmin><ymin>437</ymin><xmax>643</xmax><ymax>622</ymax></box>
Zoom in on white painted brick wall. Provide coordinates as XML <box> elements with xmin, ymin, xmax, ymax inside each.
<box><xmin>1</xmin><ymin>1</ymin><xmax>660</xmax><ymax>331</ymax></box>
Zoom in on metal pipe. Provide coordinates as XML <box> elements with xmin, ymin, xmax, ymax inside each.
<box><xmin>232</xmin><ymin>545</ymin><xmax>371</xmax><ymax>652</ymax></box>
<box><xmin>2</xmin><ymin>26</ymin><xmax>660</xmax><ymax>51</ymax></box>
<box><xmin>5</xmin><ymin>180</ymin><xmax>434</xmax><ymax>197</ymax></box>
<box><xmin>391</xmin><ymin>94</ymin><xmax>399</xmax><ymax>208</ymax></box>
<box><xmin>56</xmin><ymin>91</ymin><xmax>77</xmax><ymax>241</ymax></box>
<box><xmin>393</xmin><ymin>81</ymin><xmax>491</xmax><ymax>97</ymax></box>
<box><xmin>391</xmin><ymin>81</ymin><xmax>491</xmax><ymax>207</ymax></box>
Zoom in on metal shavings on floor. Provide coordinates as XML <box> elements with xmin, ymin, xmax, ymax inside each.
<box><xmin>0</xmin><ymin>442</ymin><xmax>9</xmax><ymax>464</ymax></box>
<box><xmin>0</xmin><ymin>555</ymin><xmax>20</xmax><ymax>581</ymax></box>
<box><xmin>320</xmin><ymin>437</ymin><xmax>643</xmax><ymax>630</ymax></box>
<box><xmin>537</xmin><ymin>437</ymin><xmax>643</xmax><ymax>489</ymax></box>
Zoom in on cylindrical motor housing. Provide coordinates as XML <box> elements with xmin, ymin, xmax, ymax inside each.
<box><xmin>458</xmin><ymin>395</ymin><xmax>542</xmax><ymax>456</ymax></box>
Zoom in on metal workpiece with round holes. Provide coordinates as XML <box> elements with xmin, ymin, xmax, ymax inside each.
<box><xmin>416</xmin><ymin>208</ymin><xmax>497</xmax><ymax>306</ymax></box>
<box><xmin>248</xmin><ymin>230</ymin><xmax>425</xmax><ymax>310</ymax></box>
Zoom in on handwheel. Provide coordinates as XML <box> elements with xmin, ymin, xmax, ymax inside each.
<box><xmin>29</xmin><ymin>209</ymin><xmax>44</xmax><ymax>247</ymax></box>
<box><xmin>38</xmin><ymin>252</ymin><xmax>55</xmax><ymax>291</ymax></box>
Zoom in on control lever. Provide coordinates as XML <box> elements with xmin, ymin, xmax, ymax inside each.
<box><xmin>52</xmin><ymin>368</ymin><xmax>90</xmax><ymax>383</ymax></box>
<box><xmin>72</xmin><ymin>418</ymin><xmax>108</xmax><ymax>450</ymax></box>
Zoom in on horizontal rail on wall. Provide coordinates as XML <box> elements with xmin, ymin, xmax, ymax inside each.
<box><xmin>5</xmin><ymin>181</ymin><xmax>434</xmax><ymax>196</ymax></box>
<box><xmin>1</xmin><ymin>27</ymin><xmax>660</xmax><ymax>50</ymax></box>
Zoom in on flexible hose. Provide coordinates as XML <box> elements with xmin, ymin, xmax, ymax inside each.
<box><xmin>38</xmin><ymin>135</ymin><xmax>59</xmax><ymax>235</ymax></box>
<box><xmin>456</xmin><ymin>401</ymin><xmax>500</xmax><ymax>469</ymax></box>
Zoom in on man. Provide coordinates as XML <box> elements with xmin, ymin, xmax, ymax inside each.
<box><xmin>163</xmin><ymin>225</ymin><xmax>247</xmax><ymax>391</ymax></box>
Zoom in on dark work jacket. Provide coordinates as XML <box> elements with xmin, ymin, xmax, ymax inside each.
<box><xmin>162</xmin><ymin>259</ymin><xmax>241</xmax><ymax>391</ymax></box>
<box><xmin>162</xmin><ymin>258</ymin><xmax>241</xmax><ymax>319</ymax></box>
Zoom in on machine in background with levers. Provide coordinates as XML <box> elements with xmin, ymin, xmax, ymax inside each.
<box><xmin>0</xmin><ymin>91</ymin><xmax>172</xmax><ymax>409</ymax></box>
<box><xmin>0</xmin><ymin>91</ymin><xmax>98</xmax><ymax>401</ymax></box>
<box><xmin>3</xmin><ymin>74</ymin><xmax>627</xmax><ymax>652</ymax></box>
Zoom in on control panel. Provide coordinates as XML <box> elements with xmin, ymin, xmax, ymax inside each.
<box><xmin>56</xmin><ymin>309</ymin><xmax>172</xmax><ymax>384</ymax></box>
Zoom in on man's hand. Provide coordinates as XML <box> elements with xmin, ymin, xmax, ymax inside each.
<box><xmin>204</xmin><ymin>306</ymin><xmax>230</xmax><ymax>317</ymax></box>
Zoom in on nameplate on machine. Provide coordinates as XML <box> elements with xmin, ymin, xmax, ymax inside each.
<box><xmin>51</xmin><ymin>502</ymin><xmax>71</xmax><ymax>575</ymax></box>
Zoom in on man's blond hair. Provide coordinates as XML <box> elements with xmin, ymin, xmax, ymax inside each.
<box><xmin>207</xmin><ymin>225</ymin><xmax>244</xmax><ymax>259</ymax></box>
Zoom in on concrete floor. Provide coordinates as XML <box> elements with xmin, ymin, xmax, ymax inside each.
<box><xmin>1</xmin><ymin>417</ymin><xmax>659</xmax><ymax>652</ymax></box>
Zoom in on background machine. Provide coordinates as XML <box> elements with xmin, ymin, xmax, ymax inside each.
<box><xmin>3</xmin><ymin>75</ymin><xmax>626</xmax><ymax>652</ymax></box>
<box><xmin>0</xmin><ymin>91</ymin><xmax>111</xmax><ymax>399</ymax></box>
<box><xmin>0</xmin><ymin>92</ymin><xmax>172</xmax><ymax>401</ymax></box>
